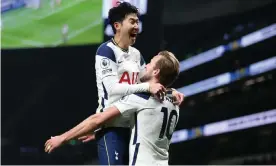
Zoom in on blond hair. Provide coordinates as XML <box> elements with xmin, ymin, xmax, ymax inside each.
<box><xmin>155</xmin><ymin>51</ymin><xmax>180</xmax><ymax>87</ymax></box>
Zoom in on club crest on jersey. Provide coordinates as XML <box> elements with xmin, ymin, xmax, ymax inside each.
<box><xmin>100</xmin><ymin>58</ymin><xmax>110</xmax><ymax>69</ymax></box>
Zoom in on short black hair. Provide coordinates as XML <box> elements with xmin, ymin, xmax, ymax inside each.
<box><xmin>108</xmin><ymin>2</ymin><xmax>139</xmax><ymax>33</ymax></box>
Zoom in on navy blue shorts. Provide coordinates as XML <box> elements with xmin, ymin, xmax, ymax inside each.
<box><xmin>95</xmin><ymin>127</ymin><xmax>131</xmax><ymax>165</ymax></box>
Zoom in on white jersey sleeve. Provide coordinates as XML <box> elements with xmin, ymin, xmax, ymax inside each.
<box><xmin>95</xmin><ymin>44</ymin><xmax>149</xmax><ymax>100</ymax></box>
<box><xmin>112</xmin><ymin>93</ymin><xmax>148</xmax><ymax>117</ymax></box>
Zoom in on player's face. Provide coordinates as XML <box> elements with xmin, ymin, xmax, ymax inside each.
<box><xmin>140</xmin><ymin>55</ymin><xmax>161</xmax><ymax>82</ymax></box>
<box><xmin>120</xmin><ymin>13</ymin><xmax>139</xmax><ymax>45</ymax></box>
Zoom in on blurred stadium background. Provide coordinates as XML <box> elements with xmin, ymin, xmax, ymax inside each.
<box><xmin>1</xmin><ymin>0</ymin><xmax>103</xmax><ymax>48</ymax></box>
<box><xmin>1</xmin><ymin>0</ymin><xmax>276</xmax><ymax>164</ymax></box>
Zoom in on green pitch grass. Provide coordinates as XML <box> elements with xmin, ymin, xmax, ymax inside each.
<box><xmin>1</xmin><ymin>0</ymin><xmax>103</xmax><ymax>49</ymax></box>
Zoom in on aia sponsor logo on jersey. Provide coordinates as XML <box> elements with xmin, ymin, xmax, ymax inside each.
<box><xmin>119</xmin><ymin>72</ymin><xmax>139</xmax><ymax>84</ymax></box>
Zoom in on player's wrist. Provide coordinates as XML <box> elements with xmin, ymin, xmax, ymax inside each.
<box><xmin>59</xmin><ymin>134</ymin><xmax>68</xmax><ymax>143</ymax></box>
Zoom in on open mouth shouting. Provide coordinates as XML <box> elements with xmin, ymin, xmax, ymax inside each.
<box><xmin>129</xmin><ymin>29</ymin><xmax>138</xmax><ymax>39</ymax></box>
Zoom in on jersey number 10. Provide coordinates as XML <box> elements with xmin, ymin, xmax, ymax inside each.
<box><xmin>159</xmin><ymin>107</ymin><xmax>178</xmax><ymax>140</ymax></box>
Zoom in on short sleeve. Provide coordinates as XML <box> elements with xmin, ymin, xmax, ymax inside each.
<box><xmin>95</xmin><ymin>43</ymin><xmax>118</xmax><ymax>79</ymax></box>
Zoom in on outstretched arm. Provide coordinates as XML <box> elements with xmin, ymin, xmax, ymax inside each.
<box><xmin>44</xmin><ymin>93</ymin><xmax>141</xmax><ymax>154</ymax></box>
<box><xmin>44</xmin><ymin>107</ymin><xmax>121</xmax><ymax>153</ymax></box>
<box><xmin>62</xmin><ymin>107</ymin><xmax>121</xmax><ymax>141</ymax></box>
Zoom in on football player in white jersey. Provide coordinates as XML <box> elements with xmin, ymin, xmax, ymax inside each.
<box><xmin>92</xmin><ymin>2</ymin><xmax>183</xmax><ymax>165</ymax></box>
<box><xmin>94</xmin><ymin>2</ymin><xmax>168</xmax><ymax>165</ymax></box>
<box><xmin>45</xmin><ymin>2</ymin><xmax>184</xmax><ymax>165</ymax></box>
<box><xmin>45</xmin><ymin>51</ymin><xmax>180</xmax><ymax>166</ymax></box>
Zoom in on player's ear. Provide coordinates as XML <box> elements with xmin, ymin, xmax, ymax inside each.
<box><xmin>114</xmin><ymin>22</ymin><xmax>121</xmax><ymax>31</ymax></box>
<box><xmin>153</xmin><ymin>69</ymin><xmax>160</xmax><ymax>76</ymax></box>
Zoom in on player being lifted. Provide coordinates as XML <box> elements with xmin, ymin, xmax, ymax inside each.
<box><xmin>45</xmin><ymin>2</ymin><xmax>184</xmax><ymax>165</ymax></box>
<box><xmin>45</xmin><ymin>51</ymin><xmax>180</xmax><ymax>166</ymax></box>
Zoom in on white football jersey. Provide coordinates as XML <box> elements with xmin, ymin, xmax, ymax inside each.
<box><xmin>95</xmin><ymin>39</ymin><xmax>146</xmax><ymax>127</ymax></box>
<box><xmin>113</xmin><ymin>93</ymin><xmax>180</xmax><ymax>166</ymax></box>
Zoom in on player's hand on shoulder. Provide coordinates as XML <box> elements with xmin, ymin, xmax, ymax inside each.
<box><xmin>149</xmin><ymin>82</ymin><xmax>166</xmax><ymax>102</ymax></box>
<box><xmin>44</xmin><ymin>135</ymin><xmax>65</xmax><ymax>154</ymax></box>
<box><xmin>172</xmin><ymin>90</ymin><xmax>185</xmax><ymax>106</ymax></box>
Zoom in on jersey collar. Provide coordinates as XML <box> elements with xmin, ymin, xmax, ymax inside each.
<box><xmin>111</xmin><ymin>38</ymin><xmax>129</xmax><ymax>53</ymax></box>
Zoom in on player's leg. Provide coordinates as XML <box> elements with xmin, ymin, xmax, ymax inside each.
<box><xmin>96</xmin><ymin>127</ymin><xmax>130</xmax><ymax>165</ymax></box>
<box><xmin>50</xmin><ymin>0</ymin><xmax>55</xmax><ymax>10</ymax></box>
<box><xmin>62</xmin><ymin>33</ymin><xmax>67</xmax><ymax>44</ymax></box>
